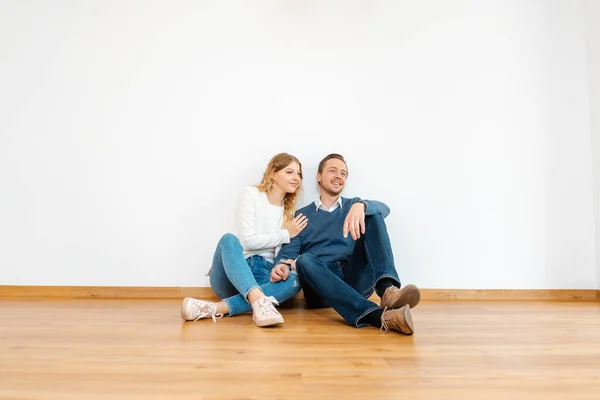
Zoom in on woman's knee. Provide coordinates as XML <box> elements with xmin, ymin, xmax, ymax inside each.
<box><xmin>217</xmin><ymin>233</ymin><xmax>241</xmax><ymax>250</ymax></box>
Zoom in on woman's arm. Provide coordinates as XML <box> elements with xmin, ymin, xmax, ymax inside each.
<box><xmin>235</xmin><ymin>187</ymin><xmax>290</xmax><ymax>251</ymax></box>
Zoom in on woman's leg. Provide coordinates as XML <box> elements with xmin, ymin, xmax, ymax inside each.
<box><xmin>209</xmin><ymin>233</ymin><xmax>261</xmax><ymax>302</ymax></box>
<box><xmin>209</xmin><ymin>234</ymin><xmax>275</xmax><ymax>315</ymax></box>
<box><xmin>218</xmin><ymin>258</ymin><xmax>297</xmax><ymax>326</ymax></box>
<box><xmin>221</xmin><ymin>269</ymin><xmax>301</xmax><ymax>315</ymax></box>
<box><xmin>182</xmin><ymin>234</ymin><xmax>261</xmax><ymax>320</ymax></box>
<box><xmin>182</xmin><ymin>234</ymin><xmax>283</xmax><ymax>326</ymax></box>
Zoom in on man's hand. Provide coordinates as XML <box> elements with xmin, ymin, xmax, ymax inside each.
<box><xmin>343</xmin><ymin>202</ymin><xmax>366</xmax><ymax>240</ymax></box>
<box><xmin>270</xmin><ymin>264</ymin><xmax>290</xmax><ymax>282</ymax></box>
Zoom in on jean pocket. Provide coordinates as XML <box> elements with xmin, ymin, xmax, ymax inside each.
<box><xmin>247</xmin><ymin>255</ymin><xmax>268</xmax><ymax>272</ymax></box>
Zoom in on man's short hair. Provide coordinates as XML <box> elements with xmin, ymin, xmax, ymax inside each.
<box><xmin>317</xmin><ymin>153</ymin><xmax>347</xmax><ymax>175</ymax></box>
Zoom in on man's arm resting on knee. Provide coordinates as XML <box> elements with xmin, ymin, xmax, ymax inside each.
<box><xmin>358</xmin><ymin>199</ymin><xmax>390</xmax><ymax>218</ymax></box>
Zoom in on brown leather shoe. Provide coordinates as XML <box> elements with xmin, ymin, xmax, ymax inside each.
<box><xmin>380</xmin><ymin>284</ymin><xmax>421</xmax><ymax>310</ymax></box>
<box><xmin>381</xmin><ymin>305</ymin><xmax>414</xmax><ymax>335</ymax></box>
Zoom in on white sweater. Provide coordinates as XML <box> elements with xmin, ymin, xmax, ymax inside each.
<box><xmin>235</xmin><ymin>186</ymin><xmax>291</xmax><ymax>263</ymax></box>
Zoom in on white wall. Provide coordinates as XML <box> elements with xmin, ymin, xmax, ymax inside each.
<box><xmin>585</xmin><ymin>0</ymin><xmax>600</xmax><ymax>290</ymax></box>
<box><xmin>0</xmin><ymin>0</ymin><xmax>596</xmax><ymax>289</ymax></box>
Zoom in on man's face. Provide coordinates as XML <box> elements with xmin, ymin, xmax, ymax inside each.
<box><xmin>317</xmin><ymin>158</ymin><xmax>348</xmax><ymax>196</ymax></box>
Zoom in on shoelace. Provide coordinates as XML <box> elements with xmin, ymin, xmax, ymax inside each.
<box><xmin>255</xmin><ymin>296</ymin><xmax>281</xmax><ymax>319</ymax></box>
<box><xmin>380</xmin><ymin>307</ymin><xmax>389</xmax><ymax>334</ymax></box>
<box><xmin>190</xmin><ymin>299</ymin><xmax>224</xmax><ymax>323</ymax></box>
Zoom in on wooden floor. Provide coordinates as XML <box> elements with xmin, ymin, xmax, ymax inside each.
<box><xmin>1</xmin><ymin>298</ymin><xmax>599</xmax><ymax>400</ymax></box>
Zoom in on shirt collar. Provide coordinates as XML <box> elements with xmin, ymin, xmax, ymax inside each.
<box><xmin>315</xmin><ymin>196</ymin><xmax>343</xmax><ymax>212</ymax></box>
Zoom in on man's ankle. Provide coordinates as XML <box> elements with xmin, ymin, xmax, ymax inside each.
<box><xmin>375</xmin><ymin>278</ymin><xmax>397</xmax><ymax>297</ymax></box>
<box><xmin>364</xmin><ymin>308</ymin><xmax>384</xmax><ymax>328</ymax></box>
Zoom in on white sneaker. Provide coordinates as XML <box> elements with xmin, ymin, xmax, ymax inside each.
<box><xmin>180</xmin><ymin>297</ymin><xmax>224</xmax><ymax>322</ymax></box>
<box><xmin>251</xmin><ymin>296</ymin><xmax>284</xmax><ymax>327</ymax></box>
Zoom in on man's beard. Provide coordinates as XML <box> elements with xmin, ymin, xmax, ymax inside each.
<box><xmin>322</xmin><ymin>183</ymin><xmax>343</xmax><ymax>196</ymax></box>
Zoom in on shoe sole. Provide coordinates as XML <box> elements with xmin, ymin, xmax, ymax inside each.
<box><xmin>390</xmin><ymin>284</ymin><xmax>421</xmax><ymax>309</ymax></box>
<box><xmin>403</xmin><ymin>305</ymin><xmax>415</xmax><ymax>335</ymax></box>
<box><xmin>180</xmin><ymin>297</ymin><xmax>193</xmax><ymax>321</ymax></box>
<box><xmin>253</xmin><ymin>316</ymin><xmax>284</xmax><ymax>327</ymax></box>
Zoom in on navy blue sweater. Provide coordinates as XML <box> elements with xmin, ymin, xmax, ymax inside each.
<box><xmin>274</xmin><ymin>197</ymin><xmax>390</xmax><ymax>265</ymax></box>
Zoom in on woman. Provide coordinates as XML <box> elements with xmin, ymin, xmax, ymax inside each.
<box><xmin>181</xmin><ymin>153</ymin><xmax>307</xmax><ymax>327</ymax></box>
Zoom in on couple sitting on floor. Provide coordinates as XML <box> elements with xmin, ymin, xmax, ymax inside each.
<box><xmin>181</xmin><ymin>153</ymin><xmax>420</xmax><ymax>335</ymax></box>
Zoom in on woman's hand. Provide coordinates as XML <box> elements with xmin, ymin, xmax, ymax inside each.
<box><xmin>284</xmin><ymin>213</ymin><xmax>308</xmax><ymax>238</ymax></box>
<box><xmin>270</xmin><ymin>264</ymin><xmax>290</xmax><ymax>282</ymax></box>
<box><xmin>269</xmin><ymin>259</ymin><xmax>297</xmax><ymax>282</ymax></box>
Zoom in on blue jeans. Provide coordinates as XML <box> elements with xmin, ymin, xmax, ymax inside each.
<box><xmin>295</xmin><ymin>214</ymin><xmax>401</xmax><ymax>327</ymax></box>
<box><xmin>209</xmin><ymin>233</ymin><xmax>300</xmax><ymax>316</ymax></box>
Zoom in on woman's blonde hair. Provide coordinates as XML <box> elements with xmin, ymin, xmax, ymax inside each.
<box><xmin>256</xmin><ymin>153</ymin><xmax>303</xmax><ymax>222</ymax></box>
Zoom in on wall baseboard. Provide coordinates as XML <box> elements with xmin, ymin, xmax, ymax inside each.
<box><xmin>0</xmin><ymin>286</ymin><xmax>598</xmax><ymax>301</ymax></box>
<box><xmin>419</xmin><ymin>289</ymin><xmax>598</xmax><ymax>301</ymax></box>
<box><xmin>0</xmin><ymin>286</ymin><xmax>214</xmax><ymax>300</ymax></box>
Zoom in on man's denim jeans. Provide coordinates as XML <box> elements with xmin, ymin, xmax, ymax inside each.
<box><xmin>296</xmin><ymin>214</ymin><xmax>401</xmax><ymax>327</ymax></box>
<box><xmin>209</xmin><ymin>233</ymin><xmax>300</xmax><ymax>316</ymax></box>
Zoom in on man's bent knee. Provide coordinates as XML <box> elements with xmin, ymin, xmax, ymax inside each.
<box><xmin>365</xmin><ymin>213</ymin><xmax>385</xmax><ymax>227</ymax></box>
<box><xmin>295</xmin><ymin>253</ymin><xmax>327</xmax><ymax>283</ymax></box>
<box><xmin>296</xmin><ymin>253</ymin><xmax>320</xmax><ymax>269</ymax></box>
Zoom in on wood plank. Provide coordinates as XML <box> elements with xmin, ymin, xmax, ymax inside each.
<box><xmin>1</xmin><ymin>285</ymin><xmax>598</xmax><ymax>301</ymax></box>
<box><xmin>1</xmin><ymin>299</ymin><xmax>599</xmax><ymax>399</ymax></box>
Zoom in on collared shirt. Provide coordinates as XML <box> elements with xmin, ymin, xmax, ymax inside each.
<box><xmin>314</xmin><ymin>196</ymin><xmax>343</xmax><ymax>213</ymax></box>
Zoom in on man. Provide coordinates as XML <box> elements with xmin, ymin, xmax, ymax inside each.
<box><xmin>271</xmin><ymin>153</ymin><xmax>420</xmax><ymax>335</ymax></box>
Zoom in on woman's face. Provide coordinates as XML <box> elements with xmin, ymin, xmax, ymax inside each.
<box><xmin>273</xmin><ymin>161</ymin><xmax>302</xmax><ymax>194</ymax></box>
